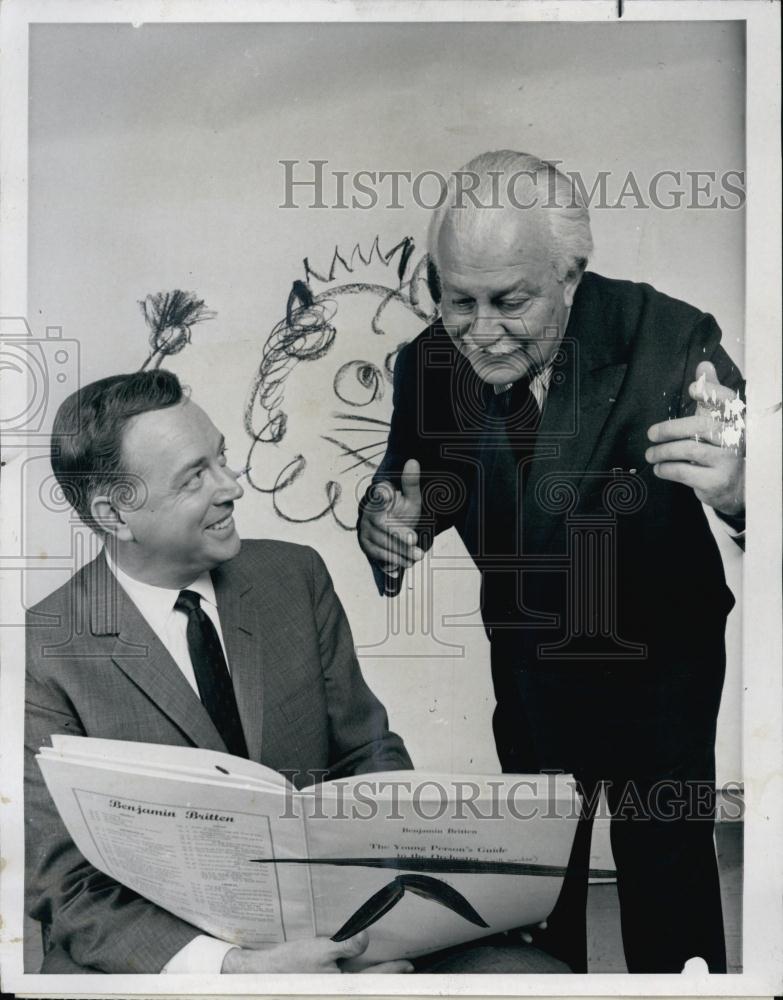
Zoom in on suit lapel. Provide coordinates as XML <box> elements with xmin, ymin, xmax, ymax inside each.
<box><xmin>212</xmin><ymin>556</ymin><xmax>266</xmax><ymax>764</ymax></box>
<box><xmin>523</xmin><ymin>276</ymin><xmax>628</xmax><ymax>554</ymax></box>
<box><xmin>87</xmin><ymin>552</ymin><xmax>228</xmax><ymax>753</ymax></box>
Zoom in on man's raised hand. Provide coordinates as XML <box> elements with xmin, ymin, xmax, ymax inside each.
<box><xmin>358</xmin><ymin>459</ymin><xmax>424</xmax><ymax>574</ymax></box>
<box><xmin>645</xmin><ymin>361</ymin><xmax>745</xmax><ymax>516</ymax></box>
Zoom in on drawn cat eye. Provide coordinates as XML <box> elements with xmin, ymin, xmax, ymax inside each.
<box><xmin>334</xmin><ymin>361</ymin><xmax>384</xmax><ymax>407</ymax></box>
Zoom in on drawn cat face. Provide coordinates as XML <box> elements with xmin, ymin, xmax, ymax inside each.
<box><xmin>243</xmin><ymin>239</ymin><xmax>436</xmax><ymax>529</ymax></box>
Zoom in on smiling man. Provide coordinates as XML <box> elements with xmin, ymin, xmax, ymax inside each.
<box><xmin>358</xmin><ymin>150</ymin><xmax>745</xmax><ymax>973</ymax></box>
<box><xmin>25</xmin><ymin>370</ymin><xmax>413</xmax><ymax>975</ymax></box>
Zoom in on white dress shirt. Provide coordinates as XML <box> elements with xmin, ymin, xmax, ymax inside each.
<box><xmin>104</xmin><ymin>552</ymin><xmax>236</xmax><ymax>974</ymax></box>
<box><xmin>496</xmin><ymin>363</ymin><xmax>553</xmax><ymax>409</ymax></box>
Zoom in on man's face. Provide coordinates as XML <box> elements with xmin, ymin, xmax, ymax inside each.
<box><xmin>437</xmin><ymin>208</ymin><xmax>580</xmax><ymax>386</ymax></box>
<box><xmin>118</xmin><ymin>399</ymin><xmax>243</xmax><ymax>586</ymax></box>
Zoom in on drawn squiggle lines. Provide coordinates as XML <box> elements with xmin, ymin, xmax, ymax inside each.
<box><xmin>242</xmin><ymin>240</ymin><xmax>436</xmax><ymax>529</ymax></box>
<box><xmin>244</xmin><ymin>244</ymin><xmax>433</xmax><ymax>447</ymax></box>
<box><xmin>138</xmin><ymin>290</ymin><xmax>216</xmax><ymax>371</ymax></box>
<box><xmin>304</xmin><ymin>235</ymin><xmax>418</xmax><ymax>291</ymax></box>
<box><xmin>243</xmin><ymin>445</ymin><xmax>355</xmax><ymax>529</ymax></box>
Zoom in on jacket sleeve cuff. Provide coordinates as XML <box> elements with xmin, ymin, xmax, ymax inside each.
<box><xmin>370</xmin><ymin>559</ymin><xmax>404</xmax><ymax>597</ymax></box>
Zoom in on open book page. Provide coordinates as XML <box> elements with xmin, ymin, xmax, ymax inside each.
<box><xmin>298</xmin><ymin>771</ymin><xmax>580</xmax><ymax>967</ymax></box>
<box><xmin>36</xmin><ymin>750</ymin><xmax>315</xmax><ymax>947</ymax></box>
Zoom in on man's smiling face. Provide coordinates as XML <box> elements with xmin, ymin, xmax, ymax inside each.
<box><xmin>118</xmin><ymin>398</ymin><xmax>244</xmax><ymax>587</ymax></box>
<box><xmin>437</xmin><ymin>207</ymin><xmax>581</xmax><ymax>386</ymax></box>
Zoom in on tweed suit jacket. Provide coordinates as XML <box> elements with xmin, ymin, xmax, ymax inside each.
<box><xmin>25</xmin><ymin>538</ymin><xmax>412</xmax><ymax>973</ymax></box>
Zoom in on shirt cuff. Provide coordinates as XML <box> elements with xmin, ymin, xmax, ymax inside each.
<box><xmin>714</xmin><ymin>508</ymin><xmax>746</xmax><ymax>535</ymax></box>
<box><xmin>161</xmin><ymin>934</ymin><xmax>236</xmax><ymax>974</ymax></box>
<box><xmin>382</xmin><ymin>567</ymin><xmax>403</xmax><ymax>597</ymax></box>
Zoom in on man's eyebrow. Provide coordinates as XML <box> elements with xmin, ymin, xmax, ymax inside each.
<box><xmin>495</xmin><ymin>280</ymin><xmax>539</xmax><ymax>297</ymax></box>
<box><xmin>451</xmin><ymin>280</ymin><xmax>539</xmax><ymax>299</ymax></box>
<box><xmin>172</xmin><ymin>454</ymin><xmax>207</xmax><ymax>484</ymax></box>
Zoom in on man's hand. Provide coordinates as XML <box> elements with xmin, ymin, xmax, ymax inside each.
<box><xmin>358</xmin><ymin>459</ymin><xmax>424</xmax><ymax>574</ymax></box>
<box><xmin>221</xmin><ymin>931</ymin><xmax>413</xmax><ymax>973</ymax></box>
<box><xmin>646</xmin><ymin>361</ymin><xmax>745</xmax><ymax>517</ymax></box>
<box><xmin>516</xmin><ymin>918</ymin><xmax>548</xmax><ymax>944</ymax></box>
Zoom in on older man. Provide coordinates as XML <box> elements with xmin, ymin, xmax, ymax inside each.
<box><xmin>359</xmin><ymin>150</ymin><xmax>744</xmax><ymax>973</ymax></box>
<box><xmin>25</xmin><ymin>370</ymin><xmax>414</xmax><ymax>975</ymax></box>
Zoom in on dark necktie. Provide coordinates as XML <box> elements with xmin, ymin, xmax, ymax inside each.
<box><xmin>174</xmin><ymin>589</ymin><xmax>249</xmax><ymax>758</ymax></box>
<box><xmin>480</xmin><ymin>377</ymin><xmax>541</xmax><ymax>623</ymax></box>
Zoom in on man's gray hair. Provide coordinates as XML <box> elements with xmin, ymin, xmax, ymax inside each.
<box><xmin>427</xmin><ymin>150</ymin><xmax>593</xmax><ymax>286</ymax></box>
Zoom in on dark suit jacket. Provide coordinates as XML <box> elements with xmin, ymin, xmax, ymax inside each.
<box><xmin>364</xmin><ymin>272</ymin><xmax>743</xmax><ymax>727</ymax></box>
<box><xmin>25</xmin><ymin>539</ymin><xmax>412</xmax><ymax>973</ymax></box>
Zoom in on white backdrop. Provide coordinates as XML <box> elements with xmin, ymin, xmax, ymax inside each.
<box><xmin>26</xmin><ymin>20</ymin><xmax>744</xmax><ymax>782</ymax></box>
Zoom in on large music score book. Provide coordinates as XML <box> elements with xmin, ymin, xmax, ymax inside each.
<box><xmin>37</xmin><ymin>736</ymin><xmax>582</xmax><ymax>967</ymax></box>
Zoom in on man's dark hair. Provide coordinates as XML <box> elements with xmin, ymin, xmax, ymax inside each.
<box><xmin>51</xmin><ymin>370</ymin><xmax>184</xmax><ymax>532</ymax></box>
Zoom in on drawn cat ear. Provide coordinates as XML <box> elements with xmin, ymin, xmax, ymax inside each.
<box><xmin>287</xmin><ymin>279</ymin><xmax>314</xmax><ymax>319</ymax></box>
<box><xmin>426</xmin><ymin>256</ymin><xmax>442</xmax><ymax>304</ymax></box>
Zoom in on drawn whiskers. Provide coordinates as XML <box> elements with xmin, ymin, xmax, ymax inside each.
<box><xmin>332</xmin><ymin>412</ymin><xmax>391</xmax><ymax>428</ymax></box>
<box><xmin>325</xmin><ymin>415</ymin><xmax>391</xmax><ymax>473</ymax></box>
<box><xmin>321</xmin><ymin>435</ymin><xmax>388</xmax><ymax>473</ymax></box>
<box><xmin>342</xmin><ymin>449</ymin><xmax>387</xmax><ymax>474</ymax></box>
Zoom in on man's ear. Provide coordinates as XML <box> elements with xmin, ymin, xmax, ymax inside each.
<box><xmin>90</xmin><ymin>496</ymin><xmax>134</xmax><ymax>542</ymax></box>
<box><xmin>562</xmin><ymin>266</ymin><xmax>584</xmax><ymax>309</ymax></box>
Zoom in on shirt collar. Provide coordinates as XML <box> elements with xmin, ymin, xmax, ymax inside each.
<box><xmin>104</xmin><ymin>548</ymin><xmax>217</xmax><ymax>630</ymax></box>
<box><xmin>493</xmin><ymin>365</ymin><xmax>553</xmax><ymax>396</ymax></box>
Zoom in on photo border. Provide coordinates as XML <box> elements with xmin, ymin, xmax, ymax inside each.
<box><xmin>1</xmin><ymin>0</ymin><xmax>780</xmax><ymax>996</ymax></box>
